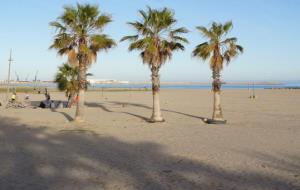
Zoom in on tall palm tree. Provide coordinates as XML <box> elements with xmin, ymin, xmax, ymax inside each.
<box><xmin>55</xmin><ymin>63</ymin><xmax>78</xmax><ymax>108</ymax></box>
<box><xmin>50</xmin><ymin>3</ymin><xmax>116</xmax><ymax>122</ymax></box>
<box><xmin>193</xmin><ymin>21</ymin><xmax>243</xmax><ymax>123</ymax></box>
<box><xmin>121</xmin><ymin>7</ymin><xmax>188</xmax><ymax>122</ymax></box>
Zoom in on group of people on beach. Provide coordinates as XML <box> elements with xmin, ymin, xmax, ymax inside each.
<box><xmin>39</xmin><ymin>88</ymin><xmax>64</xmax><ymax>109</ymax></box>
<box><xmin>0</xmin><ymin>88</ymin><xmax>75</xmax><ymax>109</ymax></box>
<box><xmin>39</xmin><ymin>88</ymin><xmax>78</xmax><ymax>109</ymax></box>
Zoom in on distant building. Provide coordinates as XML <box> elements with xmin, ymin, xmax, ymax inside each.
<box><xmin>87</xmin><ymin>79</ymin><xmax>129</xmax><ymax>84</ymax></box>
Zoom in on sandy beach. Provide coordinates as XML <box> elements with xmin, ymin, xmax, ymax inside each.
<box><xmin>0</xmin><ymin>89</ymin><xmax>299</xmax><ymax>190</ymax></box>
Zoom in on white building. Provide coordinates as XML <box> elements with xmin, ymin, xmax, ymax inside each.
<box><xmin>87</xmin><ymin>79</ymin><xmax>129</xmax><ymax>84</ymax></box>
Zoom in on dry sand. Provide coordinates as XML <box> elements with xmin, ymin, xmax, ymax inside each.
<box><xmin>0</xmin><ymin>89</ymin><xmax>299</xmax><ymax>190</ymax></box>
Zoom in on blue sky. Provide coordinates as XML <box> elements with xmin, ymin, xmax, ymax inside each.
<box><xmin>0</xmin><ymin>0</ymin><xmax>299</xmax><ymax>82</ymax></box>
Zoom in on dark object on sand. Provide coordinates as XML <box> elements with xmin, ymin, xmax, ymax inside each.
<box><xmin>203</xmin><ymin>118</ymin><xmax>227</xmax><ymax>124</ymax></box>
<box><xmin>39</xmin><ymin>102</ymin><xmax>46</xmax><ymax>108</ymax></box>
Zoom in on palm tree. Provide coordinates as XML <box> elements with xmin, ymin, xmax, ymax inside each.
<box><xmin>50</xmin><ymin>3</ymin><xmax>116</xmax><ymax>122</ymax></box>
<box><xmin>55</xmin><ymin>63</ymin><xmax>78</xmax><ymax>108</ymax></box>
<box><xmin>121</xmin><ymin>7</ymin><xmax>188</xmax><ymax>122</ymax></box>
<box><xmin>192</xmin><ymin>21</ymin><xmax>243</xmax><ymax>123</ymax></box>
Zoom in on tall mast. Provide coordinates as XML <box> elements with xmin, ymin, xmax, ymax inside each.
<box><xmin>34</xmin><ymin>70</ymin><xmax>39</xmax><ymax>90</ymax></box>
<box><xmin>6</xmin><ymin>49</ymin><xmax>13</xmax><ymax>101</ymax></box>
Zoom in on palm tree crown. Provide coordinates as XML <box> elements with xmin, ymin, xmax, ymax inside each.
<box><xmin>121</xmin><ymin>6</ymin><xmax>189</xmax><ymax>68</ymax></box>
<box><xmin>50</xmin><ymin>3</ymin><xmax>115</xmax><ymax>121</ymax></box>
<box><xmin>192</xmin><ymin>21</ymin><xmax>243</xmax><ymax>71</ymax></box>
<box><xmin>55</xmin><ymin>63</ymin><xmax>78</xmax><ymax>98</ymax></box>
<box><xmin>50</xmin><ymin>3</ymin><xmax>116</xmax><ymax>67</ymax></box>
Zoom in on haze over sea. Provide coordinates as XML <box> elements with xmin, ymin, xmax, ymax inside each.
<box><xmin>5</xmin><ymin>81</ymin><xmax>300</xmax><ymax>90</ymax></box>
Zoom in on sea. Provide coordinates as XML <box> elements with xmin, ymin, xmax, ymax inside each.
<box><xmin>7</xmin><ymin>81</ymin><xmax>300</xmax><ymax>90</ymax></box>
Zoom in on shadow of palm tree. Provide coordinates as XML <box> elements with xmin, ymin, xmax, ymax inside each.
<box><xmin>0</xmin><ymin>116</ymin><xmax>298</xmax><ymax>190</ymax></box>
<box><xmin>51</xmin><ymin>108</ymin><xmax>74</xmax><ymax>122</ymax></box>
<box><xmin>85</xmin><ymin>102</ymin><xmax>150</xmax><ymax>122</ymax></box>
<box><xmin>108</xmin><ymin>101</ymin><xmax>206</xmax><ymax>121</ymax></box>
<box><xmin>122</xmin><ymin>112</ymin><xmax>150</xmax><ymax>122</ymax></box>
<box><xmin>85</xmin><ymin>102</ymin><xmax>114</xmax><ymax>112</ymax></box>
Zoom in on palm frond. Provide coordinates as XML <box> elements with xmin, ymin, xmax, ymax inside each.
<box><xmin>128</xmin><ymin>21</ymin><xmax>153</xmax><ymax>35</ymax></box>
<box><xmin>68</xmin><ymin>49</ymin><xmax>78</xmax><ymax>65</ymax></box>
<box><xmin>60</xmin><ymin>5</ymin><xmax>77</xmax><ymax>25</ymax></box>
<box><xmin>222</xmin><ymin>37</ymin><xmax>237</xmax><ymax>44</ymax></box>
<box><xmin>196</xmin><ymin>26</ymin><xmax>214</xmax><ymax>39</ymax></box>
<box><xmin>170</xmin><ymin>35</ymin><xmax>189</xmax><ymax>44</ymax></box>
<box><xmin>128</xmin><ymin>39</ymin><xmax>148</xmax><ymax>51</ymax></box>
<box><xmin>139</xmin><ymin>9</ymin><xmax>148</xmax><ymax>20</ymax></box>
<box><xmin>236</xmin><ymin>45</ymin><xmax>244</xmax><ymax>53</ymax></box>
<box><xmin>192</xmin><ymin>42</ymin><xmax>213</xmax><ymax>60</ymax></box>
<box><xmin>170</xmin><ymin>27</ymin><xmax>189</xmax><ymax>35</ymax></box>
<box><xmin>90</xmin><ymin>34</ymin><xmax>116</xmax><ymax>52</ymax></box>
<box><xmin>49</xmin><ymin>33</ymin><xmax>74</xmax><ymax>50</ymax></box>
<box><xmin>120</xmin><ymin>35</ymin><xmax>139</xmax><ymax>42</ymax></box>
<box><xmin>95</xmin><ymin>14</ymin><xmax>112</xmax><ymax>29</ymax></box>
<box><xmin>50</xmin><ymin>21</ymin><xmax>67</xmax><ymax>32</ymax></box>
<box><xmin>223</xmin><ymin>21</ymin><xmax>233</xmax><ymax>34</ymax></box>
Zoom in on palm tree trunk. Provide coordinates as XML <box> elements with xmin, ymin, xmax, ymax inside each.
<box><xmin>74</xmin><ymin>60</ymin><xmax>86</xmax><ymax>122</ymax></box>
<box><xmin>67</xmin><ymin>93</ymin><xmax>75</xmax><ymax>108</ymax></box>
<box><xmin>150</xmin><ymin>67</ymin><xmax>164</xmax><ymax>122</ymax></box>
<box><xmin>212</xmin><ymin>69</ymin><xmax>224</xmax><ymax>121</ymax></box>
<box><xmin>67</xmin><ymin>94</ymin><xmax>72</xmax><ymax>108</ymax></box>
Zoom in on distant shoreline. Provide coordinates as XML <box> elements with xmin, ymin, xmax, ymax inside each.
<box><xmin>0</xmin><ymin>81</ymin><xmax>284</xmax><ymax>86</ymax></box>
<box><xmin>131</xmin><ymin>81</ymin><xmax>284</xmax><ymax>85</ymax></box>
<box><xmin>1</xmin><ymin>81</ymin><xmax>299</xmax><ymax>92</ymax></box>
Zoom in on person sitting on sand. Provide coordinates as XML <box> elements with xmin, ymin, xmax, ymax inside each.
<box><xmin>11</xmin><ymin>93</ymin><xmax>17</xmax><ymax>102</ymax></box>
<box><xmin>39</xmin><ymin>94</ymin><xmax>51</xmax><ymax>108</ymax></box>
<box><xmin>50</xmin><ymin>100</ymin><xmax>56</xmax><ymax>109</ymax></box>
<box><xmin>45</xmin><ymin>94</ymin><xmax>51</xmax><ymax>108</ymax></box>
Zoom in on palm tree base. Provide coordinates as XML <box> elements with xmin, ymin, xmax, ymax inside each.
<box><xmin>204</xmin><ymin>118</ymin><xmax>227</xmax><ymax>124</ymax></box>
<box><xmin>149</xmin><ymin>116</ymin><xmax>165</xmax><ymax>123</ymax></box>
